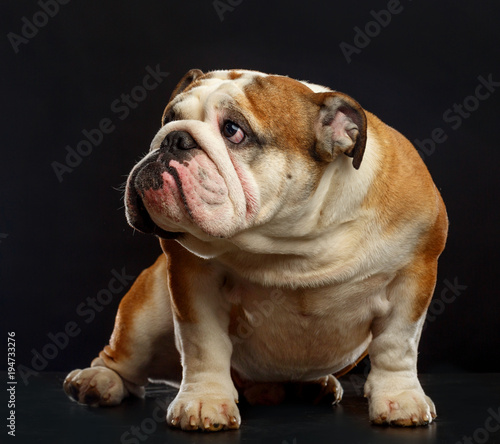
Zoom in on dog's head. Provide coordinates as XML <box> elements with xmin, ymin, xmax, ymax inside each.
<box><xmin>125</xmin><ymin>69</ymin><xmax>367</xmax><ymax>242</ymax></box>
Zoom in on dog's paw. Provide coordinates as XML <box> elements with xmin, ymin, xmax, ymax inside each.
<box><xmin>297</xmin><ymin>374</ymin><xmax>344</xmax><ymax>405</ymax></box>
<box><xmin>167</xmin><ymin>390</ymin><xmax>240</xmax><ymax>431</ymax></box>
<box><xmin>368</xmin><ymin>389</ymin><xmax>436</xmax><ymax>427</ymax></box>
<box><xmin>63</xmin><ymin>367</ymin><xmax>128</xmax><ymax>407</ymax></box>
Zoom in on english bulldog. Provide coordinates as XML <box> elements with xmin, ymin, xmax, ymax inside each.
<box><xmin>64</xmin><ymin>69</ymin><xmax>448</xmax><ymax>431</ymax></box>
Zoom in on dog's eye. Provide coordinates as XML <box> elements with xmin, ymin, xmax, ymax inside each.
<box><xmin>222</xmin><ymin>121</ymin><xmax>245</xmax><ymax>144</ymax></box>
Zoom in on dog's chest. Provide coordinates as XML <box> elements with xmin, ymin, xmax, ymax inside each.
<box><xmin>223</xmin><ymin>274</ymin><xmax>392</xmax><ymax>381</ymax></box>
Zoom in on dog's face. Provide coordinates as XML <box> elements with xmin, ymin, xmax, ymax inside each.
<box><xmin>125</xmin><ymin>69</ymin><xmax>367</xmax><ymax>241</ymax></box>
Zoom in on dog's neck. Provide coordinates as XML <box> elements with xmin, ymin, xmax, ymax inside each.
<box><xmin>168</xmin><ymin>126</ymin><xmax>382</xmax><ymax>289</ymax></box>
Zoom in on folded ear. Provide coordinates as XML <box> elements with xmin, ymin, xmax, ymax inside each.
<box><xmin>314</xmin><ymin>92</ymin><xmax>367</xmax><ymax>169</ymax></box>
<box><xmin>168</xmin><ymin>69</ymin><xmax>204</xmax><ymax>102</ymax></box>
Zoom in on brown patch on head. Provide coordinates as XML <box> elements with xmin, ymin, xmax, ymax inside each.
<box><xmin>242</xmin><ymin>75</ymin><xmax>319</xmax><ymax>157</ymax></box>
<box><xmin>228</xmin><ymin>70</ymin><xmax>243</xmax><ymax>80</ymax></box>
<box><xmin>240</xmin><ymin>75</ymin><xmax>326</xmax><ymax>191</ymax></box>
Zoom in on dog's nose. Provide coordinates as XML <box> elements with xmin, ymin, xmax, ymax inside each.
<box><xmin>160</xmin><ymin>131</ymin><xmax>198</xmax><ymax>152</ymax></box>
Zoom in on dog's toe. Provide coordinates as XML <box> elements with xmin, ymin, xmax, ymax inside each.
<box><xmin>63</xmin><ymin>367</ymin><xmax>128</xmax><ymax>406</ymax></box>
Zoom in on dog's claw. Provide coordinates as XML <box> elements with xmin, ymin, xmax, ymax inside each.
<box><xmin>189</xmin><ymin>415</ymin><xmax>198</xmax><ymax>430</ymax></box>
<box><xmin>228</xmin><ymin>415</ymin><xmax>239</xmax><ymax>429</ymax></box>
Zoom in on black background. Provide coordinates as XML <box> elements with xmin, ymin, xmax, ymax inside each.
<box><xmin>1</xmin><ymin>0</ymin><xmax>499</xmax><ymax>380</ymax></box>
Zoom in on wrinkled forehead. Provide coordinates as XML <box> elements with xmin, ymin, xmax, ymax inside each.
<box><xmin>165</xmin><ymin>70</ymin><xmax>265</xmax><ymax>120</ymax></box>
<box><xmin>197</xmin><ymin>69</ymin><xmax>268</xmax><ymax>89</ymax></box>
<box><xmin>165</xmin><ymin>69</ymin><xmax>327</xmax><ymax>125</ymax></box>
<box><xmin>185</xmin><ymin>69</ymin><xmax>268</xmax><ymax>97</ymax></box>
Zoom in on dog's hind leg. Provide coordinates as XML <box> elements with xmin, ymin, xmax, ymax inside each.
<box><xmin>63</xmin><ymin>253</ymin><xmax>182</xmax><ymax>406</ymax></box>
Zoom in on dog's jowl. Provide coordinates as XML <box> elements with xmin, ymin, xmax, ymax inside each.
<box><xmin>64</xmin><ymin>69</ymin><xmax>448</xmax><ymax>431</ymax></box>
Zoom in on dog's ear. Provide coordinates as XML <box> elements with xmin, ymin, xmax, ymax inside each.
<box><xmin>314</xmin><ymin>92</ymin><xmax>367</xmax><ymax>169</ymax></box>
<box><xmin>169</xmin><ymin>69</ymin><xmax>204</xmax><ymax>102</ymax></box>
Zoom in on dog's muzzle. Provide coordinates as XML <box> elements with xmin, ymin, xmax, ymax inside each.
<box><xmin>124</xmin><ymin>131</ymin><xmax>199</xmax><ymax>239</ymax></box>
<box><xmin>124</xmin><ymin>119</ymin><xmax>253</xmax><ymax>240</ymax></box>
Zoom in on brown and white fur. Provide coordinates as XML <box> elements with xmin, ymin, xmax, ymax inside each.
<box><xmin>64</xmin><ymin>69</ymin><xmax>448</xmax><ymax>431</ymax></box>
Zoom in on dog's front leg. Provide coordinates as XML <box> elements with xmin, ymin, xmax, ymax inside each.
<box><xmin>364</xmin><ymin>263</ymin><xmax>438</xmax><ymax>427</ymax></box>
<box><xmin>163</xmin><ymin>241</ymin><xmax>240</xmax><ymax>432</ymax></box>
<box><xmin>168</xmin><ymin>314</ymin><xmax>240</xmax><ymax>432</ymax></box>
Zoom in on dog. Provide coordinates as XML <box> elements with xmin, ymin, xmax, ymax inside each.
<box><xmin>64</xmin><ymin>69</ymin><xmax>448</xmax><ymax>431</ymax></box>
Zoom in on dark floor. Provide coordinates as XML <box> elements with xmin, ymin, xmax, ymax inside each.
<box><xmin>5</xmin><ymin>372</ymin><xmax>500</xmax><ymax>444</ymax></box>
